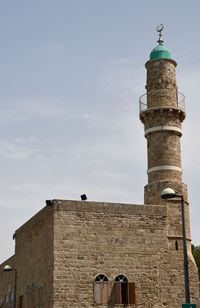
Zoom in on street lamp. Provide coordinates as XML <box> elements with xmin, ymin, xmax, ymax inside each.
<box><xmin>161</xmin><ymin>187</ymin><xmax>190</xmax><ymax>304</ymax></box>
<box><xmin>3</xmin><ymin>265</ymin><xmax>17</xmax><ymax>308</ymax></box>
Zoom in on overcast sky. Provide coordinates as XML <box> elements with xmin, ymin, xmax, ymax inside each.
<box><xmin>0</xmin><ymin>0</ymin><xmax>200</xmax><ymax>263</ymax></box>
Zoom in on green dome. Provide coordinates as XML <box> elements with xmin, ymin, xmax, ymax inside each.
<box><xmin>150</xmin><ymin>44</ymin><xmax>172</xmax><ymax>60</ymax></box>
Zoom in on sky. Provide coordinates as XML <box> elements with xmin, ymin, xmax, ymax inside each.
<box><xmin>0</xmin><ymin>0</ymin><xmax>200</xmax><ymax>263</ymax></box>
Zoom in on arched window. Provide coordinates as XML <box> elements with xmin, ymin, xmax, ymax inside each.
<box><xmin>95</xmin><ymin>274</ymin><xmax>108</xmax><ymax>282</ymax></box>
<box><xmin>115</xmin><ymin>274</ymin><xmax>128</xmax><ymax>282</ymax></box>
<box><xmin>114</xmin><ymin>275</ymin><xmax>128</xmax><ymax>304</ymax></box>
<box><xmin>94</xmin><ymin>274</ymin><xmax>109</xmax><ymax>304</ymax></box>
<box><xmin>94</xmin><ymin>274</ymin><xmax>136</xmax><ymax>305</ymax></box>
<box><xmin>114</xmin><ymin>274</ymin><xmax>135</xmax><ymax>305</ymax></box>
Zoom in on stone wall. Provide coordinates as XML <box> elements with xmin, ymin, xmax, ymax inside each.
<box><xmin>52</xmin><ymin>200</ymin><xmax>199</xmax><ymax>307</ymax></box>
<box><xmin>0</xmin><ymin>200</ymin><xmax>199</xmax><ymax>307</ymax></box>
<box><xmin>15</xmin><ymin>206</ymin><xmax>54</xmax><ymax>308</ymax></box>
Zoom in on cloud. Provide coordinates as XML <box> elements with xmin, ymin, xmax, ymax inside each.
<box><xmin>96</xmin><ymin>57</ymin><xmax>145</xmax><ymax>101</ymax></box>
<box><xmin>0</xmin><ymin>140</ymin><xmax>40</xmax><ymax>160</ymax></box>
<box><xmin>0</xmin><ymin>96</ymin><xmax>82</xmax><ymax>122</ymax></box>
<box><xmin>12</xmin><ymin>182</ymin><xmax>43</xmax><ymax>194</ymax></box>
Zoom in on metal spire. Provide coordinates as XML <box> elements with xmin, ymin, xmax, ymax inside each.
<box><xmin>156</xmin><ymin>24</ymin><xmax>164</xmax><ymax>45</ymax></box>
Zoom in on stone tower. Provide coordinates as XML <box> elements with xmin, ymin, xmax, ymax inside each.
<box><xmin>140</xmin><ymin>26</ymin><xmax>188</xmax><ymax>205</ymax></box>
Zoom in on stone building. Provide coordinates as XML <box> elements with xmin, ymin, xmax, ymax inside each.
<box><xmin>0</xmin><ymin>29</ymin><xmax>199</xmax><ymax>307</ymax></box>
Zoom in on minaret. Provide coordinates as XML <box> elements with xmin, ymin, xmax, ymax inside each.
<box><xmin>140</xmin><ymin>25</ymin><xmax>188</xmax><ymax>204</ymax></box>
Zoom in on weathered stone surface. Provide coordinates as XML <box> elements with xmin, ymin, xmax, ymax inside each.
<box><xmin>141</xmin><ymin>58</ymin><xmax>187</xmax><ymax>205</ymax></box>
<box><xmin>0</xmin><ymin>200</ymin><xmax>199</xmax><ymax>307</ymax></box>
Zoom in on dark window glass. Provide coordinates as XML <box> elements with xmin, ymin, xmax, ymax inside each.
<box><xmin>95</xmin><ymin>274</ymin><xmax>108</xmax><ymax>282</ymax></box>
<box><xmin>115</xmin><ymin>274</ymin><xmax>128</xmax><ymax>282</ymax></box>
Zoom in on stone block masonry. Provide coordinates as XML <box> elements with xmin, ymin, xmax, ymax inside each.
<box><xmin>52</xmin><ymin>200</ymin><xmax>198</xmax><ymax>307</ymax></box>
<box><xmin>0</xmin><ymin>200</ymin><xmax>199</xmax><ymax>307</ymax></box>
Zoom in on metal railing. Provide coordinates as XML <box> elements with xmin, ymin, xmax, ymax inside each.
<box><xmin>139</xmin><ymin>90</ymin><xmax>185</xmax><ymax>113</ymax></box>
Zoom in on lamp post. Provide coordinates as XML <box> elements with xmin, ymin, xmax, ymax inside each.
<box><xmin>161</xmin><ymin>188</ymin><xmax>190</xmax><ymax>304</ymax></box>
<box><xmin>3</xmin><ymin>265</ymin><xmax>17</xmax><ymax>308</ymax></box>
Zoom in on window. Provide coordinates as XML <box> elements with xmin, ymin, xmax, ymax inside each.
<box><xmin>114</xmin><ymin>275</ymin><xmax>128</xmax><ymax>304</ymax></box>
<box><xmin>94</xmin><ymin>274</ymin><xmax>109</xmax><ymax>304</ymax></box>
<box><xmin>10</xmin><ymin>290</ymin><xmax>14</xmax><ymax>303</ymax></box>
<box><xmin>5</xmin><ymin>294</ymin><xmax>8</xmax><ymax>304</ymax></box>
<box><xmin>94</xmin><ymin>274</ymin><xmax>136</xmax><ymax>305</ymax></box>
<box><xmin>38</xmin><ymin>286</ymin><xmax>43</xmax><ymax>306</ymax></box>
<box><xmin>95</xmin><ymin>274</ymin><xmax>108</xmax><ymax>282</ymax></box>
<box><xmin>26</xmin><ymin>285</ymin><xmax>31</xmax><ymax>308</ymax></box>
<box><xmin>31</xmin><ymin>288</ymin><xmax>35</xmax><ymax>308</ymax></box>
<box><xmin>19</xmin><ymin>295</ymin><xmax>24</xmax><ymax>308</ymax></box>
<box><xmin>114</xmin><ymin>275</ymin><xmax>136</xmax><ymax>305</ymax></box>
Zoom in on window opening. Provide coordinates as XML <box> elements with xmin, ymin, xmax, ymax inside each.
<box><xmin>39</xmin><ymin>286</ymin><xmax>43</xmax><ymax>306</ymax></box>
<box><xmin>19</xmin><ymin>295</ymin><xmax>24</xmax><ymax>308</ymax></box>
<box><xmin>114</xmin><ymin>275</ymin><xmax>135</xmax><ymax>305</ymax></box>
<box><xmin>94</xmin><ymin>274</ymin><xmax>109</xmax><ymax>304</ymax></box>
<box><xmin>114</xmin><ymin>275</ymin><xmax>128</xmax><ymax>304</ymax></box>
<box><xmin>94</xmin><ymin>274</ymin><xmax>136</xmax><ymax>305</ymax></box>
<box><xmin>26</xmin><ymin>285</ymin><xmax>31</xmax><ymax>308</ymax></box>
<box><xmin>115</xmin><ymin>274</ymin><xmax>128</xmax><ymax>282</ymax></box>
<box><xmin>10</xmin><ymin>290</ymin><xmax>14</xmax><ymax>302</ymax></box>
<box><xmin>5</xmin><ymin>294</ymin><xmax>8</xmax><ymax>304</ymax></box>
<box><xmin>95</xmin><ymin>274</ymin><xmax>108</xmax><ymax>282</ymax></box>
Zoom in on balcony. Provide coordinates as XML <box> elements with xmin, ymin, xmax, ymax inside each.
<box><xmin>139</xmin><ymin>90</ymin><xmax>185</xmax><ymax>114</ymax></box>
